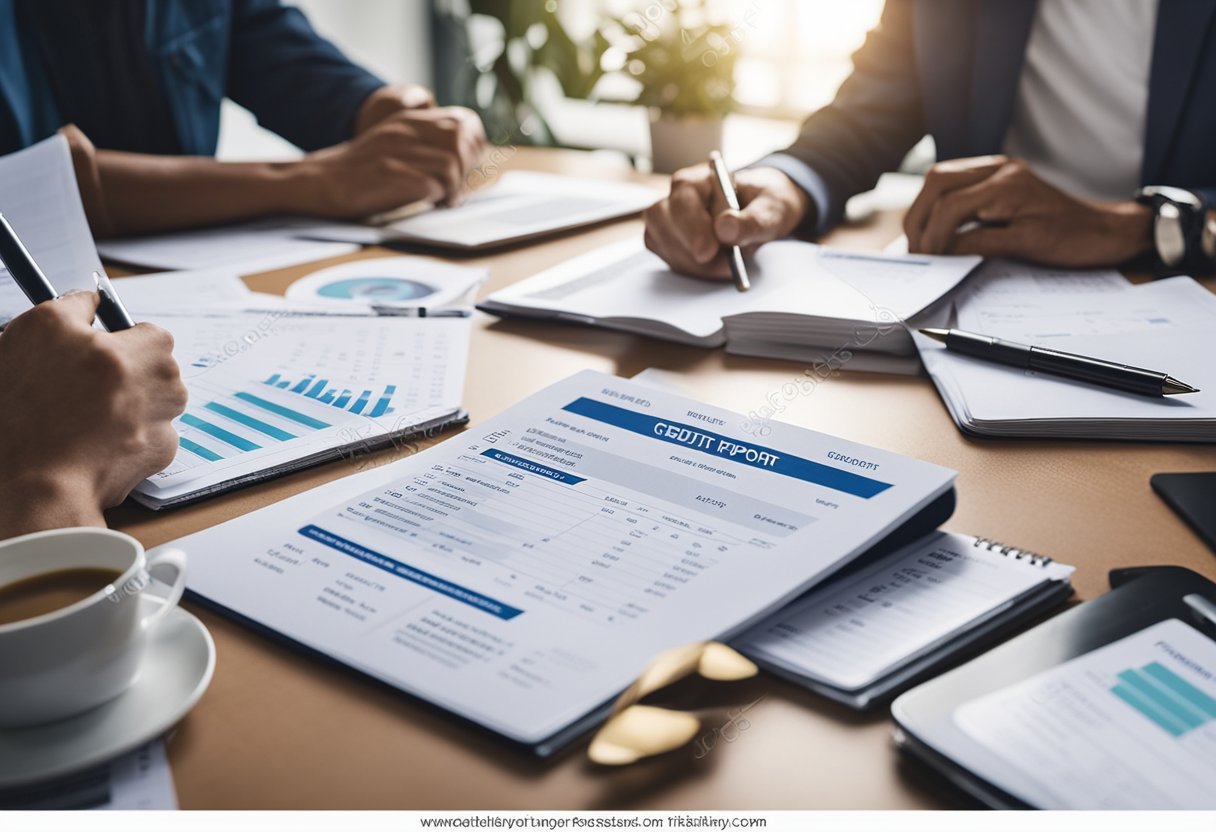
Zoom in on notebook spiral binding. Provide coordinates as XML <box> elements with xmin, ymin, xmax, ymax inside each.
<box><xmin>973</xmin><ymin>537</ymin><xmax>1053</xmax><ymax>567</ymax></box>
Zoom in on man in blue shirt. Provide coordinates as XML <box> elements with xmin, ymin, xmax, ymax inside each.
<box><xmin>0</xmin><ymin>0</ymin><xmax>486</xmax><ymax>238</ymax></box>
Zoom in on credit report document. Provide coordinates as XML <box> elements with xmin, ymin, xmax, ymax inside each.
<box><xmin>952</xmin><ymin>619</ymin><xmax>1216</xmax><ymax>809</ymax></box>
<box><xmin>170</xmin><ymin>370</ymin><xmax>955</xmax><ymax>752</ymax></box>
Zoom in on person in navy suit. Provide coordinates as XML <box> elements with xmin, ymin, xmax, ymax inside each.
<box><xmin>0</xmin><ymin>0</ymin><xmax>486</xmax><ymax>238</ymax></box>
<box><xmin>645</xmin><ymin>0</ymin><xmax>1216</xmax><ymax>275</ymax></box>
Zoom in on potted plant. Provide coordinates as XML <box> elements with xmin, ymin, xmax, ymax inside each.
<box><xmin>611</xmin><ymin>1</ymin><xmax>739</xmax><ymax>173</ymax></box>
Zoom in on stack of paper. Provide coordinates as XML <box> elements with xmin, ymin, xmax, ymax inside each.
<box><xmin>94</xmin><ymin>171</ymin><xmax>662</xmax><ymax>271</ymax></box>
<box><xmin>480</xmin><ymin>238</ymin><xmax>980</xmax><ymax>374</ymax></box>
<box><xmin>915</xmin><ymin>262</ymin><xmax>1216</xmax><ymax>441</ymax></box>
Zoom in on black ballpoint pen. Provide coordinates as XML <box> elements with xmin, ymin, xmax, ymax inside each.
<box><xmin>0</xmin><ymin>212</ymin><xmax>134</xmax><ymax>331</ymax></box>
<box><xmin>708</xmin><ymin>151</ymin><xmax>751</xmax><ymax>292</ymax></box>
<box><xmin>919</xmin><ymin>327</ymin><xmax>1200</xmax><ymax>397</ymax></box>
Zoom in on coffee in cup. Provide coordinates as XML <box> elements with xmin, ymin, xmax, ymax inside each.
<box><xmin>0</xmin><ymin>527</ymin><xmax>188</xmax><ymax>727</ymax></box>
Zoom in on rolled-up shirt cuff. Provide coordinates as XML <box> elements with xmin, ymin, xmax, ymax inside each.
<box><xmin>749</xmin><ymin>152</ymin><xmax>834</xmax><ymax>238</ymax></box>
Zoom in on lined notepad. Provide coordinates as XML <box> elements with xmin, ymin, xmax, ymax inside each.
<box><xmin>739</xmin><ymin>531</ymin><xmax>1075</xmax><ymax>696</ymax></box>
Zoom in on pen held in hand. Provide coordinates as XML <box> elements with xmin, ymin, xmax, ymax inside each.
<box><xmin>0</xmin><ymin>212</ymin><xmax>136</xmax><ymax>332</ymax></box>
<box><xmin>919</xmin><ymin>327</ymin><xmax>1200</xmax><ymax>398</ymax></box>
<box><xmin>708</xmin><ymin>151</ymin><xmax>751</xmax><ymax>293</ymax></box>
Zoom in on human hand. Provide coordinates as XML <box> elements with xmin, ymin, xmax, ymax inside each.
<box><xmin>354</xmin><ymin>83</ymin><xmax>438</xmax><ymax>133</ymax></box>
<box><xmin>903</xmin><ymin>155</ymin><xmax>1153</xmax><ymax>266</ymax></box>
<box><xmin>302</xmin><ymin>105</ymin><xmax>488</xmax><ymax>218</ymax></box>
<box><xmin>643</xmin><ymin>165</ymin><xmax>811</xmax><ymax>279</ymax></box>
<box><xmin>0</xmin><ymin>292</ymin><xmax>187</xmax><ymax>535</ymax></box>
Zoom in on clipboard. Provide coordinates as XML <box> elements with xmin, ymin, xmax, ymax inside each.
<box><xmin>890</xmin><ymin>565</ymin><xmax>1216</xmax><ymax>809</ymax></box>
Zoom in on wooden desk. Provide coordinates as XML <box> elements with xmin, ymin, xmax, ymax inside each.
<box><xmin>107</xmin><ymin>147</ymin><xmax>1216</xmax><ymax>809</ymax></box>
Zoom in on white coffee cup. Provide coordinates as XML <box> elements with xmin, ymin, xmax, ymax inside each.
<box><xmin>0</xmin><ymin>527</ymin><xmax>187</xmax><ymax>727</ymax></box>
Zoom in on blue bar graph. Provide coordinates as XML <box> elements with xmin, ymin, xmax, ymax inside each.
<box><xmin>180</xmin><ymin>436</ymin><xmax>223</xmax><ymax>461</ymax></box>
<box><xmin>234</xmin><ymin>392</ymin><xmax>331</xmax><ymax>430</ymax></box>
<box><xmin>180</xmin><ymin>413</ymin><xmax>262</xmax><ymax>452</ymax></box>
<box><xmin>1111</xmin><ymin>662</ymin><xmax>1216</xmax><ymax>737</ymax></box>
<box><xmin>204</xmin><ymin>401</ymin><xmax>297</xmax><ymax>441</ymax></box>
<box><xmin>369</xmin><ymin>385</ymin><xmax>397</xmax><ymax>418</ymax></box>
<box><xmin>260</xmin><ymin>372</ymin><xmax>400</xmax><ymax>419</ymax></box>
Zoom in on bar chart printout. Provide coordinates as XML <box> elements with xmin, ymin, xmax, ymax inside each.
<box><xmin>133</xmin><ymin>314</ymin><xmax>469</xmax><ymax>508</ymax></box>
<box><xmin>954</xmin><ymin>619</ymin><xmax>1216</xmax><ymax>809</ymax></box>
<box><xmin>262</xmin><ymin>372</ymin><xmax>397</xmax><ymax>418</ymax></box>
<box><xmin>174</xmin><ymin>382</ymin><xmax>333</xmax><ymax>467</ymax></box>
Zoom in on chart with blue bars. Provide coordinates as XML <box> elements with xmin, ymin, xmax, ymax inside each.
<box><xmin>1110</xmin><ymin>661</ymin><xmax>1216</xmax><ymax>737</ymax></box>
<box><xmin>174</xmin><ymin>374</ymin><xmax>400</xmax><ymax>467</ymax></box>
<box><xmin>262</xmin><ymin>373</ymin><xmax>397</xmax><ymax>418</ymax></box>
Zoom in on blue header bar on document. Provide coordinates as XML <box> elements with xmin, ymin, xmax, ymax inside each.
<box><xmin>561</xmin><ymin>397</ymin><xmax>892</xmax><ymax>499</ymax></box>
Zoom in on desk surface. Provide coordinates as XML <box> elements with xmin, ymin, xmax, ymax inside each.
<box><xmin>107</xmin><ymin>147</ymin><xmax>1216</xmax><ymax>810</ymax></box>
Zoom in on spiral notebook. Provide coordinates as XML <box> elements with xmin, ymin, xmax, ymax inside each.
<box><xmin>736</xmin><ymin>531</ymin><xmax>1075</xmax><ymax>709</ymax></box>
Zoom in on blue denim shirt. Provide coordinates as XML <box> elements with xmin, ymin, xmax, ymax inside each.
<box><xmin>0</xmin><ymin>0</ymin><xmax>385</xmax><ymax>156</ymax></box>
<box><xmin>0</xmin><ymin>0</ymin><xmax>61</xmax><ymax>147</ymax></box>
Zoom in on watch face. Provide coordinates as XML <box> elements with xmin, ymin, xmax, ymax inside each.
<box><xmin>1154</xmin><ymin>202</ymin><xmax>1187</xmax><ymax>268</ymax></box>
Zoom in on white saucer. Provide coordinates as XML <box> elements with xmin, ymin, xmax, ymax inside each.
<box><xmin>0</xmin><ymin>600</ymin><xmax>215</xmax><ymax>789</ymax></box>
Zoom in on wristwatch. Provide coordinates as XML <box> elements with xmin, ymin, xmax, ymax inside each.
<box><xmin>1135</xmin><ymin>185</ymin><xmax>1214</xmax><ymax>274</ymax></box>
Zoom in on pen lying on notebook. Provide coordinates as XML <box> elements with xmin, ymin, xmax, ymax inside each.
<box><xmin>919</xmin><ymin>327</ymin><xmax>1199</xmax><ymax>398</ymax></box>
<box><xmin>0</xmin><ymin>212</ymin><xmax>134</xmax><ymax>331</ymax></box>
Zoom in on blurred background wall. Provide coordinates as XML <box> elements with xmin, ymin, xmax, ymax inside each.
<box><xmin>217</xmin><ymin>1</ymin><xmax>929</xmax><ymax>175</ymax></box>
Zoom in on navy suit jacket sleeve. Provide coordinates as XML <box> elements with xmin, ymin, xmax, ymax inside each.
<box><xmin>756</xmin><ymin>0</ymin><xmax>926</xmax><ymax>235</ymax></box>
<box><xmin>226</xmin><ymin>0</ymin><xmax>386</xmax><ymax>151</ymax></box>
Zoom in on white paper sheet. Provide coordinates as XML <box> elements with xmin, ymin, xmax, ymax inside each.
<box><xmin>300</xmin><ymin>171</ymin><xmax>662</xmax><ymax>250</ymax></box>
<box><xmin>96</xmin><ymin>217</ymin><xmax>360</xmax><ymax>274</ymax></box>
<box><xmin>0</xmin><ymin>741</ymin><xmax>177</xmax><ymax>810</ymax></box>
<box><xmin>0</xmin><ymin>135</ymin><xmax>104</xmax><ymax>322</ymax></box>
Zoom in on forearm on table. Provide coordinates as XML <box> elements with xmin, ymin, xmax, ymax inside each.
<box><xmin>0</xmin><ymin>473</ymin><xmax>105</xmax><ymax>539</ymax></box>
<box><xmin>90</xmin><ymin>151</ymin><xmax>318</xmax><ymax>238</ymax></box>
<box><xmin>61</xmin><ymin>123</ymin><xmax>319</xmax><ymax>238</ymax></box>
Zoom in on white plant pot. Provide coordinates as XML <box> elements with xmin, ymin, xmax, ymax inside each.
<box><xmin>648</xmin><ymin>112</ymin><xmax>725</xmax><ymax>174</ymax></box>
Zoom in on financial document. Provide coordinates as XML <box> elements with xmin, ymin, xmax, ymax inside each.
<box><xmin>954</xmin><ymin>619</ymin><xmax>1216</xmax><ymax>809</ymax></box>
<box><xmin>740</xmin><ymin>531</ymin><xmax>1074</xmax><ymax>691</ymax></box>
<box><xmin>0</xmin><ymin>742</ymin><xmax>176</xmax><ymax>810</ymax></box>
<box><xmin>133</xmin><ymin>313</ymin><xmax>469</xmax><ymax>508</ymax></box>
<box><xmin>917</xmin><ymin>264</ymin><xmax>1216</xmax><ymax>440</ymax></box>
<box><xmin>957</xmin><ymin>275</ymin><xmax>1216</xmax><ymax>341</ymax></box>
<box><xmin>0</xmin><ymin>135</ymin><xmax>104</xmax><ymax>323</ymax></box>
<box><xmin>171</xmin><ymin>370</ymin><xmax>955</xmax><ymax>748</ymax></box>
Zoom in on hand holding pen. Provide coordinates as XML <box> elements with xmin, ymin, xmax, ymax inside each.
<box><xmin>0</xmin><ymin>213</ymin><xmax>134</xmax><ymax>331</ymax></box>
